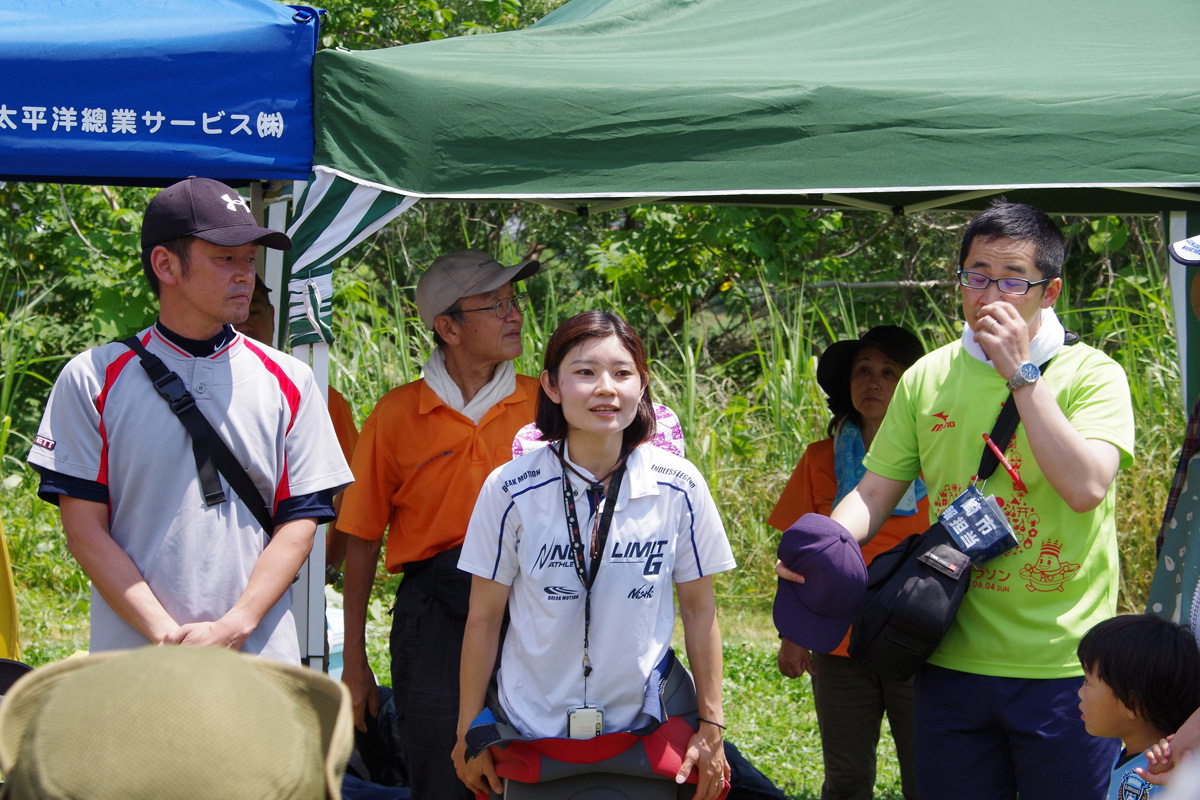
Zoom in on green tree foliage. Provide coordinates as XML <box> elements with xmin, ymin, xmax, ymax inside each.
<box><xmin>0</xmin><ymin>183</ymin><xmax>155</xmax><ymax>470</ymax></box>
<box><xmin>313</xmin><ymin>0</ymin><xmax>563</xmax><ymax>48</ymax></box>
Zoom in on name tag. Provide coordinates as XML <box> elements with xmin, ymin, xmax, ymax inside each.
<box><xmin>939</xmin><ymin>485</ymin><xmax>1018</xmax><ymax>565</ymax></box>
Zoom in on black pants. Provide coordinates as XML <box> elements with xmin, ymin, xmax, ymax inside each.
<box><xmin>389</xmin><ymin>548</ymin><xmax>473</xmax><ymax>800</ymax></box>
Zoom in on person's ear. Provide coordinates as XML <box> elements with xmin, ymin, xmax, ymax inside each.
<box><xmin>150</xmin><ymin>245</ymin><xmax>181</xmax><ymax>288</ymax></box>
<box><xmin>540</xmin><ymin>370</ymin><xmax>561</xmax><ymax>404</ymax></box>
<box><xmin>1040</xmin><ymin>277</ymin><xmax>1063</xmax><ymax>308</ymax></box>
<box><xmin>433</xmin><ymin>314</ymin><xmax>462</xmax><ymax>346</ymax></box>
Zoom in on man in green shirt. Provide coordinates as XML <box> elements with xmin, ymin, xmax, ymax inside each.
<box><xmin>784</xmin><ymin>201</ymin><xmax>1134</xmax><ymax>800</ymax></box>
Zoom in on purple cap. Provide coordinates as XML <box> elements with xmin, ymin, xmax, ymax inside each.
<box><xmin>773</xmin><ymin>514</ymin><xmax>868</xmax><ymax>653</ymax></box>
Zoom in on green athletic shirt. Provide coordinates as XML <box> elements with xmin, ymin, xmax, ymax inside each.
<box><xmin>864</xmin><ymin>339</ymin><xmax>1134</xmax><ymax>679</ymax></box>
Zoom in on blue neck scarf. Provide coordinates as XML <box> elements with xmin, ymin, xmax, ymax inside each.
<box><xmin>832</xmin><ymin>420</ymin><xmax>926</xmax><ymax>516</ymax></box>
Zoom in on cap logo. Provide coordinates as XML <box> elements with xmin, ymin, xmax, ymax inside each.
<box><xmin>221</xmin><ymin>193</ymin><xmax>250</xmax><ymax>213</ymax></box>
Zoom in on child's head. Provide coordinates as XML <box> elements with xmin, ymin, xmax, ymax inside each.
<box><xmin>1076</xmin><ymin>613</ymin><xmax>1200</xmax><ymax>740</ymax></box>
<box><xmin>536</xmin><ymin>311</ymin><xmax>655</xmax><ymax>452</ymax></box>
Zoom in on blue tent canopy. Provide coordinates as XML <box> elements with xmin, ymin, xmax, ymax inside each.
<box><xmin>0</xmin><ymin>0</ymin><xmax>319</xmax><ymax>186</ymax></box>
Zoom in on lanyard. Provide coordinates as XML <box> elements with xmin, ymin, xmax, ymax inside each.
<box><xmin>559</xmin><ymin>455</ymin><xmax>626</xmax><ymax>693</ymax></box>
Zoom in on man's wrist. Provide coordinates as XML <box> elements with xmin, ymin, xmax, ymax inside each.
<box><xmin>342</xmin><ymin>642</ymin><xmax>369</xmax><ymax>661</ymax></box>
<box><xmin>1006</xmin><ymin>360</ymin><xmax>1040</xmax><ymax>391</ymax></box>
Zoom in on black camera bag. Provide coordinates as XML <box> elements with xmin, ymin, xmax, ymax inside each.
<box><xmin>846</xmin><ymin>521</ymin><xmax>971</xmax><ymax>680</ymax></box>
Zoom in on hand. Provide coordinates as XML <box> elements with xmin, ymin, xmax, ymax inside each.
<box><xmin>161</xmin><ymin>617</ymin><xmax>249</xmax><ymax>650</ymax></box>
<box><xmin>341</xmin><ymin>648</ymin><xmax>379</xmax><ymax>733</ymax></box>
<box><xmin>1136</xmin><ymin>735</ymin><xmax>1176</xmax><ymax>786</ymax></box>
<box><xmin>777</xmin><ymin>638</ymin><xmax>812</xmax><ymax>678</ymax></box>
<box><xmin>775</xmin><ymin>559</ymin><xmax>804</xmax><ymax>584</ymax></box>
<box><xmin>676</xmin><ymin>724</ymin><xmax>729</xmax><ymax>800</ymax></box>
<box><xmin>452</xmin><ymin>736</ymin><xmax>501</xmax><ymax>796</ymax></box>
<box><xmin>974</xmin><ymin>301</ymin><xmax>1032</xmax><ymax>381</ymax></box>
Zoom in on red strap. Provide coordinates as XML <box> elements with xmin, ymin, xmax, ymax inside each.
<box><xmin>486</xmin><ymin>718</ymin><xmax>729</xmax><ymax>799</ymax></box>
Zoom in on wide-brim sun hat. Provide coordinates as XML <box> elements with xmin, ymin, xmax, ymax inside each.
<box><xmin>816</xmin><ymin>325</ymin><xmax>924</xmax><ymax>416</ymax></box>
<box><xmin>0</xmin><ymin>646</ymin><xmax>354</xmax><ymax>800</ymax></box>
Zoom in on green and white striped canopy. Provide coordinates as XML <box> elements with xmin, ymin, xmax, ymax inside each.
<box><xmin>285</xmin><ymin>169</ymin><xmax>416</xmax><ymax>345</ymax></box>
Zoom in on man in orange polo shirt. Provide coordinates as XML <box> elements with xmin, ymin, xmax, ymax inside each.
<box><xmin>338</xmin><ymin>250</ymin><xmax>540</xmax><ymax>800</ymax></box>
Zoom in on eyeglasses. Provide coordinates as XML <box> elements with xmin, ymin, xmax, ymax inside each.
<box><xmin>456</xmin><ymin>293</ymin><xmax>527</xmax><ymax>319</ymax></box>
<box><xmin>957</xmin><ymin>270</ymin><xmax>1051</xmax><ymax>296</ymax></box>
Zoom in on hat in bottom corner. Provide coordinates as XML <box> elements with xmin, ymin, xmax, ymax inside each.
<box><xmin>0</xmin><ymin>646</ymin><xmax>353</xmax><ymax>800</ymax></box>
<box><xmin>773</xmin><ymin>513</ymin><xmax>868</xmax><ymax>653</ymax></box>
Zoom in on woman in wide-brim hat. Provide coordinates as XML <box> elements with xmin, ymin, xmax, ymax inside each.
<box><xmin>768</xmin><ymin>324</ymin><xmax>927</xmax><ymax>800</ymax></box>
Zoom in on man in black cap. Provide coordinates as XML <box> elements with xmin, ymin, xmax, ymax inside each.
<box><xmin>27</xmin><ymin>177</ymin><xmax>353</xmax><ymax>663</ymax></box>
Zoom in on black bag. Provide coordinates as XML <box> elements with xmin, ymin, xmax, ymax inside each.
<box><xmin>846</xmin><ymin>338</ymin><xmax>1076</xmax><ymax>681</ymax></box>
<box><xmin>847</xmin><ymin>521</ymin><xmax>971</xmax><ymax>680</ymax></box>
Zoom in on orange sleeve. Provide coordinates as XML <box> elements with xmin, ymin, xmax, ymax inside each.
<box><xmin>768</xmin><ymin>439</ymin><xmax>836</xmax><ymax>531</ymax></box>
<box><xmin>337</xmin><ymin>393</ymin><xmax>401</xmax><ymax>542</ymax></box>
<box><xmin>327</xmin><ymin>387</ymin><xmax>359</xmax><ymax>465</ymax></box>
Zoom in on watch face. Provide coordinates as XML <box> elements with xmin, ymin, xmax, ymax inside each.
<box><xmin>1020</xmin><ymin>362</ymin><xmax>1040</xmax><ymax>382</ymax></box>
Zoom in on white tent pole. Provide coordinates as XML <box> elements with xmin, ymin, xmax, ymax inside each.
<box><xmin>256</xmin><ymin>181</ymin><xmax>327</xmax><ymax>672</ymax></box>
<box><xmin>265</xmin><ymin>194</ymin><xmax>288</xmax><ymax>349</ymax></box>
<box><xmin>291</xmin><ymin>340</ymin><xmax>331</xmax><ymax>672</ymax></box>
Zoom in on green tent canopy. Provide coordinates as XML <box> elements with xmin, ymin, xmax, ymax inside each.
<box><xmin>287</xmin><ymin>0</ymin><xmax>1200</xmax><ymax>343</ymax></box>
<box><xmin>311</xmin><ymin>0</ymin><xmax>1200</xmax><ymax>214</ymax></box>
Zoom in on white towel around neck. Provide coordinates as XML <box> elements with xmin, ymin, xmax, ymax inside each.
<box><xmin>961</xmin><ymin>307</ymin><xmax>1065</xmax><ymax>368</ymax></box>
<box><xmin>422</xmin><ymin>347</ymin><xmax>517</xmax><ymax>425</ymax></box>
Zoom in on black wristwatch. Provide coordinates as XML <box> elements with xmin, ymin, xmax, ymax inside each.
<box><xmin>1006</xmin><ymin>361</ymin><xmax>1040</xmax><ymax>391</ymax></box>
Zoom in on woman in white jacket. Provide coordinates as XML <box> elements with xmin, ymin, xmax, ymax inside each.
<box><xmin>453</xmin><ymin>310</ymin><xmax>736</xmax><ymax>800</ymax></box>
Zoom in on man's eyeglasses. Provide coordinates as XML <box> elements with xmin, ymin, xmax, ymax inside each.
<box><xmin>456</xmin><ymin>293</ymin><xmax>527</xmax><ymax>319</ymax></box>
<box><xmin>957</xmin><ymin>270</ymin><xmax>1051</xmax><ymax>296</ymax></box>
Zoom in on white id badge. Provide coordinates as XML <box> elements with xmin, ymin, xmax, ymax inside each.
<box><xmin>566</xmin><ymin>706</ymin><xmax>604</xmax><ymax>739</ymax></box>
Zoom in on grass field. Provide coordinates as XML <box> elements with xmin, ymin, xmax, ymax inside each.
<box><xmin>713</xmin><ymin>604</ymin><xmax>906</xmax><ymax>799</ymax></box>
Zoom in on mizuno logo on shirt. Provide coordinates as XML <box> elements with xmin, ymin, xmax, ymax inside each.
<box><xmin>931</xmin><ymin>411</ymin><xmax>956</xmax><ymax>432</ymax></box>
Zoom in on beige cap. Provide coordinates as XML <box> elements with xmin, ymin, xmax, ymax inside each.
<box><xmin>0</xmin><ymin>647</ymin><xmax>354</xmax><ymax>800</ymax></box>
<box><xmin>415</xmin><ymin>249</ymin><xmax>540</xmax><ymax>329</ymax></box>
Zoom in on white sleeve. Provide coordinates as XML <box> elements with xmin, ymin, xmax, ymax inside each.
<box><xmin>459</xmin><ymin>467</ymin><xmax>522</xmax><ymax>585</ymax></box>
<box><xmin>671</xmin><ymin>467</ymin><xmax>736</xmax><ymax>583</ymax></box>
<box><xmin>279</xmin><ymin>365</ymin><xmax>354</xmax><ymax>497</ymax></box>
<box><xmin>27</xmin><ymin>353</ymin><xmax>106</xmax><ymax>481</ymax></box>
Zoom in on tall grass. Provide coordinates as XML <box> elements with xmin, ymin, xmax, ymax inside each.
<box><xmin>321</xmin><ymin>238</ymin><xmax>1183</xmax><ymax>615</ymax></box>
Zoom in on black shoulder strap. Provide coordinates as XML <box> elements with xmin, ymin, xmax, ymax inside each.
<box><xmin>977</xmin><ymin>330</ymin><xmax>1079</xmax><ymax>481</ymax></box>
<box><xmin>121</xmin><ymin>335</ymin><xmax>275</xmax><ymax>536</ymax></box>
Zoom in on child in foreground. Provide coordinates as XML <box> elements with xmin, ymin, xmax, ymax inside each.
<box><xmin>1076</xmin><ymin>614</ymin><xmax>1200</xmax><ymax>799</ymax></box>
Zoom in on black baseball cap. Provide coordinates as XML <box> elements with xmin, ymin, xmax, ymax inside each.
<box><xmin>141</xmin><ymin>177</ymin><xmax>292</xmax><ymax>254</ymax></box>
